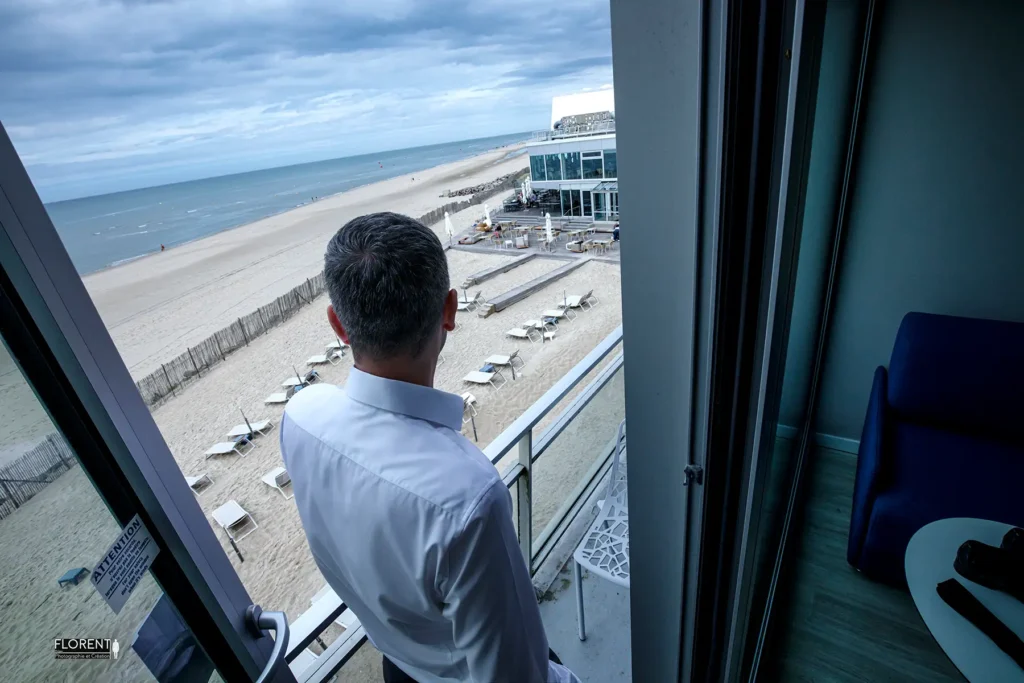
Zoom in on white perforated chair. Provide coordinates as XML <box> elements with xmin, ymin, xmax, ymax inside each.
<box><xmin>573</xmin><ymin>420</ymin><xmax>628</xmax><ymax>641</ymax></box>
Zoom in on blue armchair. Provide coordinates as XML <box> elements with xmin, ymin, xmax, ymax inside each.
<box><xmin>847</xmin><ymin>312</ymin><xmax>1024</xmax><ymax>586</ymax></box>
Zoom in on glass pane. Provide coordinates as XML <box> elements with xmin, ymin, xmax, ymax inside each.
<box><xmin>545</xmin><ymin>154</ymin><xmax>563</xmax><ymax>181</ymax></box>
<box><xmin>562</xmin><ymin>152</ymin><xmax>582</xmax><ymax>180</ymax></box>
<box><xmin>560</xmin><ymin>190</ymin><xmax>571</xmax><ymax>216</ymax></box>
<box><xmin>0</xmin><ymin>338</ymin><xmax>218</xmax><ymax>682</ymax></box>
<box><xmin>604</xmin><ymin>150</ymin><xmax>617</xmax><ymax>178</ymax></box>
<box><xmin>530</xmin><ymin>155</ymin><xmax>546</xmax><ymax>182</ymax></box>
<box><xmin>583</xmin><ymin>191</ymin><xmax>592</xmax><ymax>216</ymax></box>
<box><xmin>532</xmin><ymin>366</ymin><xmax>626</xmax><ymax>541</ymax></box>
<box><xmin>582</xmin><ymin>158</ymin><xmax>603</xmax><ymax>179</ymax></box>
<box><xmin>594</xmin><ymin>192</ymin><xmax>606</xmax><ymax>222</ymax></box>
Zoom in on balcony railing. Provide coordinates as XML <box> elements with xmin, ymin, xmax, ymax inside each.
<box><xmin>284</xmin><ymin>326</ymin><xmax>625</xmax><ymax>682</ymax></box>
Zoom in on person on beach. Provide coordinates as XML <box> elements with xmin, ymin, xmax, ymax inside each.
<box><xmin>280</xmin><ymin>212</ymin><xmax>579</xmax><ymax>683</ymax></box>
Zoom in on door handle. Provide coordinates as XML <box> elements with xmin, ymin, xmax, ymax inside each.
<box><xmin>246</xmin><ymin>604</ymin><xmax>289</xmax><ymax>683</ymax></box>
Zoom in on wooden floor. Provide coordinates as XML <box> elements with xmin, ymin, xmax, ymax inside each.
<box><xmin>764</xmin><ymin>446</ymin><xmax>964</xmax><ymax>682</ymax></box>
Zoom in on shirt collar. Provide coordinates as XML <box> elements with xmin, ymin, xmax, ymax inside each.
<box><xmin>345</xmin><ymin>367</ymin><xmax>464</xmax><ymax>431</ymax></box>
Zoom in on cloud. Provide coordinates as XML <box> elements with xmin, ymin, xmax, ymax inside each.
<box><xmin>0</xmin><ymin>0</ymin><xmax>612</xmax><ymax>201</ymax></box>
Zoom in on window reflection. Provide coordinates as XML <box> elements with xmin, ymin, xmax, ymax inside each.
<box><xmin>530</xmin><ymin>155</ymin><xmax>546</xmax><ymax>182</ymax></box>
<box><xmin>582</xmin><ymin>155</ymin><xmax>603</xmax><ymax>180</ymax></box>
<box><xmin>604</xmin><ymin>150</ymin><xmax>617</xmax><ymax>178</ymax></box>
<box><xmin>545</xmin><ymin>154</ymin><xmax>562</xmax><ymax>181</ymax></box>
<box><xmin>562</xmin><ymin>152</ymin><xmax>582</xmax><ymax>180</ymax></box>
<box><xmin>583</xmin><ymin>190</ymin><xmax>592</xmax><ymax>216</ymax></box>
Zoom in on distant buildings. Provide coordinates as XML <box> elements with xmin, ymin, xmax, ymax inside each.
<box><xmin>526</xmin><ymin>89</ymin><xmax>618</xmax><ymax>221</ymax></box>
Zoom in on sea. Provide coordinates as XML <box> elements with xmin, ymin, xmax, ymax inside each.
<box><xmin>45</xmin><ymin>132</ymin><xmax>532</xmax><ymax>275</ymax></box>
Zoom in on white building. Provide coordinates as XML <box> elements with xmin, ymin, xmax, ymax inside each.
<box><xmin>527</xmin><ymin>89</ymin><xmax>618</xmax><ymax>222</ymax></box>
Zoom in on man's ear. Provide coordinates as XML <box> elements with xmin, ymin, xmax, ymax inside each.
<box><xmin>442</xmin><ymin>289</ymin><xmax>457</xmax><ymax>331</ymax></box>
<box><xmin>327</xmin><ymin>305</ymin><xmax>351</xmax><ymax>344</ymax></box>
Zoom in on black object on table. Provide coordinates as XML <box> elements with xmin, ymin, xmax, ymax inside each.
<box><xmin>936</xmin><ymin>578</ymin><xmax>1024</xmax><ymax>670</ymax></box>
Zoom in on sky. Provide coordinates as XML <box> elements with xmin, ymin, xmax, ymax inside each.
<box><xmin>0</xmin><ymin>0</ymin><xmax>613</xmax><ymax>202</ymax></box>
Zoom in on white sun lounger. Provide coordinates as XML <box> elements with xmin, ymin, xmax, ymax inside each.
<box><xmin>205</xmin><ymin>438</ymin><xmax>253</xmax><ymax>459</ymax></box>
<box><xmin>226</xmin><ymin>419</ymin><xmax>274</xmax><ymax>439</ymax></box>
<box><xmin>545</xmin><ymin>306</ymin><xmax>577</xmax><ymax>322</ymax></box>
<box><xmin>526</xmin><ymin>318</ymin><xmax>557</xmax><ymax>335</ymax></box>
<box><xmin>265</xmin><ymin>392</ymin><xmax>290</xmax><ymax>405</ymax></box>
<box><xmin>507</xmin><ymin>327</ymin><xmax>541</xmax><ymax>344</ymax></box>
<box><xmin>561</xmin><ymin>290</ymin><xmax>599</xmax><ymax>311</ymax></box>
<box><xmin>307</xmin><ymin>349</ymin><xmax>343</xmax><ymax>367</ymax></box>
<box><xmin>326</xmin><ymin>339</ymin><xmax>348</xmax><ymax>352</ymax></box>
<box><xmin>185</xmin><ymin>473</ymin><xmax>213</xmax><ymax>496</ymax></box>
<box><xmin>212</xmin><ymin>500</ymin><xmax>258</xmax><ymax>542</ymax></box>
<box><xmin>261</xmin><ymin>466</ymin><xmax>294</xmax><ymax>500</ymax></box>
<box><xmin>464</xmin><ymin>370</ymin><xmax>507</xmax><ymax>391</ymax></box>
<box><xmin>485</xmin><ymin>350</ymin><xmax>524</xmax><ymax>380</ymax></box>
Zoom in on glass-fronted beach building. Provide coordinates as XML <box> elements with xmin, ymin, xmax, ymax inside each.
<box><xmin>527</xmin><ymin>90</ymin><xmax>618</xmax><ymax>221</ymax></box>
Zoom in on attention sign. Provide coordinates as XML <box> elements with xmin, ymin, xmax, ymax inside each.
<box><xmin>91</xmin><ymin>514</ymin><xmax>160</xmax><ymax>614</ymax></box>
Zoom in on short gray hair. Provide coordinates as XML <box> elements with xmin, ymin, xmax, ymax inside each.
<box><xmin>324</xmin><ymin>212</ymin><xmax>449</xmax><ymax>360</ymax></box>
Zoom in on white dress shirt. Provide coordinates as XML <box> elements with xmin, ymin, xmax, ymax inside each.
<box><xmin>281</xmin><ymin>368</ymin><xmax>579</xmax><ymax>683</ymax></box>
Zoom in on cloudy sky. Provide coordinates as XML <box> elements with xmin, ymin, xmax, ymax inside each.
<box><xmin>1</xmin><ymin>0</ymin><xmax>612</xmax><ymax>201</ymax></box>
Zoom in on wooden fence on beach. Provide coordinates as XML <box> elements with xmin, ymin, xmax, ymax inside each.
<box><xmin>134</xmin><ymin>273</ymin><xmax>327</xmax><ymax>405</ymax></box>
<box><xmin>0</xmin><ymin>434</ymin><xmax>77</xmax><ymax>521</ymax></box>
<box><xmin>132</xmin><ymin>169</ymin><xmax>528</xmax><ymax>407</ymax></box>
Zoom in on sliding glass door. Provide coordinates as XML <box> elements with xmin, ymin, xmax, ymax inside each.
<box><xmin>0</xmin><ymin>126</ymin><xmax>292</xmax><ymax>682</ymax></box>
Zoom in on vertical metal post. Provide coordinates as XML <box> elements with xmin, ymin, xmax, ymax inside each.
<box><xmin>517</xmin><ymin>430</ymin><xmax>533</xmax><ymax>568</ymax></box>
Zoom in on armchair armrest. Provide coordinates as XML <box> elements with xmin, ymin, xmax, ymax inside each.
<box><xmin>847</xmin><ymin>366</ymin><xmax>889</xmax><ymax>567</ymax></box>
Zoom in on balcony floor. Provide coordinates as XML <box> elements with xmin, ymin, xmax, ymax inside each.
<box><xmin>539</xmin><ymin>560</ymin><xmax>632</xmax><ymax>683</ymax></box>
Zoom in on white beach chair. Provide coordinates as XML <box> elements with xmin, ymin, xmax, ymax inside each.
<box><xmin>485</xmin><ymin>350</ymin><xmax>525</xmax><ymax>380</ymax></box>
<box><xmin>261</xmin><ymin>466</ymin><xmax>294</xmax><ymax>500</ymax></box>
<box><xmin>185</xmin><ymin>473</ymin><xmax>213</xmax><ymax>496</ymax></box>
<box><xmin>226</xmin><ymin>419</ymin><xmax>274</xmax><ymax>440</ymax></box>
<box><xmin>507</xmin><ymin>327</ymin><xmax>541</xmax><ymax>344</ymax></box>
<box><xmin>573</xmin><ymin>421</ymin><xmax>629</xmax><ymax>641</ymax></box>
<box><xmin>458</xmin><ymin>289</ymin><xmax>482</xmax><ymax>305</ymax></box>
<box><xmin>204</xmin><ymin>438</ymin><xmax>254</xmax><ymax>459</ymax></box>
<box><xmin>464</xmin><ymin>370</ymin><xmax>507</xmax><ymax>391</ymax></box>
<box><xmin>326</xmin><ymin>339</ymin><xmax>348</xmax><ymax>353</ymax></box>
<box><xmin>281</xmin><ymin>369</ymin><xmax>319</xmax><ymax>388</ymax></box>
<box><xmin>525</xmin><ymin>318</ymin><xmax>557</xmax><ymax>335</ymax></box>
<box><xmin>212</xmin><ymin>500</ymin><xmax>258</xmax><ymax>542</ymax></box>
<box><xmin>549</xmin><ymin>303</ymin><xmax>578</xmax><ymax>321</ymax></box>
<box><xmin>307</xmin><ymin>349</ymin><xmax>343</xmax><ymax>367</ymax></box>
<box><xmin>562</xmin><ymin>290</ymin><xmax>599</xmax><ymax>311</ymax></box>
<box><xmin>265</xmin><ymin>392</ymin><xmax>290</xmax><ymax>405</ymax></box>
<box><xmin>543</xmin><ymin>309</ymin><xmax>574</xmax><ymax>326</ymax></box>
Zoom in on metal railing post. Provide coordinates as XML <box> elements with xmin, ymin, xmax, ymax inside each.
<box><xmin>517</xmin><ymin>430</ymin><xmax>533</xmax><ymax>566</ymax></box>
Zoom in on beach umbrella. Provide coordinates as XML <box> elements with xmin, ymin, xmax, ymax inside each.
<box><xmin>483</xmin><ymin>204</ymin><xmax>492</xmax><ymax>228</ymax></box>
<box><xmin>521</xmin><ymin>182</ymin><xmax>528</xmax><ymax>202</ymax></box>
<box><xmin>545</xmin><ymin>213</ymin><xmax>554</xmax><ymax>243</ymax></box>
<box><xmin>444</xmin><ymin>211</ymin><xmax>454</xmax><ymax>246</ymax></box>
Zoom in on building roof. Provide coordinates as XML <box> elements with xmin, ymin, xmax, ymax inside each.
<box><xmin>550</xmin><ymin>89</ymin><xmax>615</xmax><ymax>129</ymax></box>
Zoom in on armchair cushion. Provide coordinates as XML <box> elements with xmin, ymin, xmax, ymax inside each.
<box><xmin>854</xmin><ymin>415</ymin><xmax>1024</xmax><ymax>584</ymax></box>
<box><xmin>888</xmin><ymin>312</ymin><xmax>1024</xmax><ymax>445</ymax></box>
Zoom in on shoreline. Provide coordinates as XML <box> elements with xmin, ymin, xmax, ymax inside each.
<box><xmin>80</xmin><ymin>145</ymin><xmax>531</xmax><ymax>378</ymax></box>
<box><xmin>79</xmin><ymin>142</ymin><xmax>527</xmax><ymax>279</ymax></box>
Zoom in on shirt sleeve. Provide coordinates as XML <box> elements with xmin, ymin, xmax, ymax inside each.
<box><xmin>441</xmin><ymin>480</ymin><xmax>580</xmax><ymax>683</ymax></box>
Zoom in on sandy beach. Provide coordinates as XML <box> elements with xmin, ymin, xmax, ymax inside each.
<box><xmin>0</xmin><ymin>154</ymin><xmax>625</xmax><ymax>682</ymax></box>
<box><xmin>83</xmin><ymin>146</ymin><xmax>530</xmax><ymax>379</ymax></box>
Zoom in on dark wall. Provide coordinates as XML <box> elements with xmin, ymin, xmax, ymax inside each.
<box><xmin>816</xmin><ymin>0</ymin><xmax>1024</xmax><ymax>440</ymax></box>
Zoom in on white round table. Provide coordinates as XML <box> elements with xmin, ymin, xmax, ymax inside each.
<box><xmin>905</xmin><ymin>518</ymin><xmax>1024</xmax><ymax>682</ymax></box>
